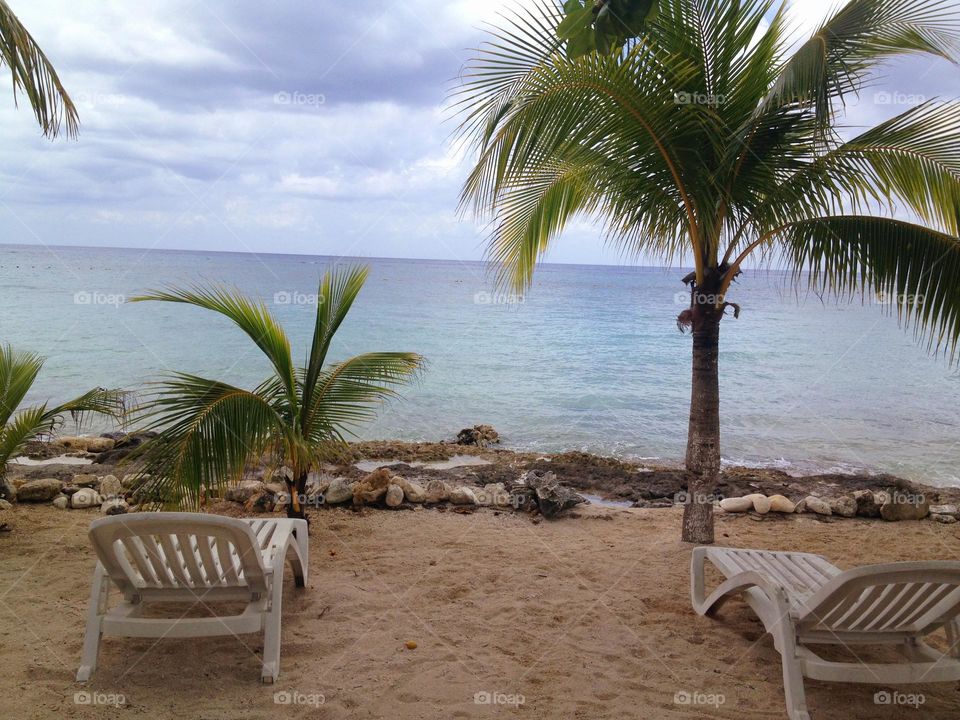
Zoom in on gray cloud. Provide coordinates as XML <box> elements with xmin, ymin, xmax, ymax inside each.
<box><xmin>0</xmin><ymin>0</ymin><xmax>957</xmax><ymax>267</ymax></box>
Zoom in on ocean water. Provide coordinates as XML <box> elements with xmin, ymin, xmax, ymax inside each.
<box><xmin>1</xmin><ymin>244</ymin><xmax>957</xmax><ymax>487</ymax></box>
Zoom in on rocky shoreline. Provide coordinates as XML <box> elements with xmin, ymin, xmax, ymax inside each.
<box><xmin>1</xmin><ymin>426</ymin><xmax>958</xmax><ymax>530</ymax></box>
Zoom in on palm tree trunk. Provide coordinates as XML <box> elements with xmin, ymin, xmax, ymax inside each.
<box><xmin>681</xmin><ymin>302</ymin><xmax>721</xmax><ymax>544</ymax></box>
<box><xmin>285</xmin><ymin>472</ymin><xmax>309</xmax><ymax>523</ymax></box>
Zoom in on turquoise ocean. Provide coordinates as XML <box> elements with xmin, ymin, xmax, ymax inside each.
<box><xmin>1</xmin><ymin>244</ymin><xmax>957</xmax><ymax>486</ymax></box>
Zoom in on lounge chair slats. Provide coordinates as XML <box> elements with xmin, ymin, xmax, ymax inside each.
<box><xmin>692</xmin><ymin>547</ymin><xmax>960</xmax><ymax>720</ymax></box>
<box><xmin>76</xmin><ymin>513</ymin><xmax>308</xmax><ymax>683</ymax></box>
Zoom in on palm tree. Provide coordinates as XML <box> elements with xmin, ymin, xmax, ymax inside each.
<box><xmin>0</xmin><ymin>0</ymin><xmax>78</xmax><ymax>138</ymax></box>
<box><xmin>0</xmin><ymin>345</ymin><xmax>125</xmax><ymax>497</ymax></box>
<box><xmin>129</xmin><ymin>265</ymin><xmax>424</xmax><ymax>523</ymax></box>
<box><xmin>454</xmin><ymin>0</ymin><xmax>960</xmax><ymax>543</ymax></box>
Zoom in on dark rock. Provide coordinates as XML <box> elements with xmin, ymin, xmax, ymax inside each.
<box><xmin>17</xmin><ymin>478</ymin><xmax>63</xmax><ymax>502</ymax></box>
<box><xmin>853</xmin><ymin>490</ymin><xmax>881</xmax><ymax>518</ymax></box>
<box><xmin>519</xmin><ymin>470</ymin><xmax>586</xmax><ymax>519</ymax></box>
<box><xmin>456</xmin><ymin>424</ymin><xmax>499</xmax><ymax>447</ymax></box>
<box><xmin>73</xmin><ymin>474</ymin><xmax>100</xmax><ymax>488</ymax></box>
<box><xmin>96</xmin><ymin>431</ymin><xmax>158</xmax><ymax>464</ymax></box>
<box><xmin>225</xmin><ymin>480</ymin><xmax>265</xmax><ymax>504</ymax></box>
<box><xmin>0</xmin><ymin>476</ymin><xmax>16</xmax><ymax>502</ymax></box>
<box><xmin>880</xmin><ymin>489</ymin><xmax>930</xmax><ymax>522</ymax></box>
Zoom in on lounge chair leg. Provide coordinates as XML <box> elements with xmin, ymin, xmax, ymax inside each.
<box><xmin>776</xmin><ymin>624</ymin><xmax>810</xmax><ymax>720</ymax></box>
<box><xmin>690</xmin><ymin>547</ymin><xmax>708</xmax><ymax>613</ymax></box>
<box><xmin>261</xmin><ymin>575</ymin><xmax>284</xmax><ymax>683</ymax></box>
<box><xmin>77</xmin><ymin>564</ymin><xmax>108</xmax><ymax>682</ymax></box>
<box><xmin>945</xmin><ymin>620</ymin><xmax>960</xmax><ymax>659</ymax></box>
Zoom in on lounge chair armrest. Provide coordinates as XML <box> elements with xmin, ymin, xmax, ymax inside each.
<box><xmin>693</xmin><ymin>569</ymin><xmax>791</xmax><ymax>618</ymax></box>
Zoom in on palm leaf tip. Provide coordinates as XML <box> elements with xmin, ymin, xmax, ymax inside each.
<box><xmin>0</xmin><ymin>0</ymin><xmax>78</xmax><ymax>138</ymax></box>
<box><xmin>783</xmin><ymin>216</ymin><xmax>960</xmax><ymax>361</ymax></box>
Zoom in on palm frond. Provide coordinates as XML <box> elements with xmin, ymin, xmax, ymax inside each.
<box><xmin>302</xmin><ymin>352</ymin><xmax>424</xmax><ymax>443</ymax></box>
<box><xmin>131</xmin><ymin>374</ymin><xmax>285</xmax><ymax>510</ymax></box>
<box><xmin>0</xmin><ymin>0</ymin><xmax>78</xmax><ymax>138</ymax></box>
<box><xmin>0</xmin><ymin>343</ymin><xmax>43</xmax><ymax>427</ymax></box>
<box><xmin>780</xmin><ymin>215</ymin><xmax>960</xmax><ymax>360</ymax></box>
<box><xmin>44</xmin><ymin>386</ymin><xmax>127</xmax><ymax>431</ymax></box>
<box><xmin>761</xmin><ymin>0</ymin><xmax>960</xmax><ymax>133</ymax></box>
<box><xmin>0</xmin><ymin>404</ymin><xmax>50</xmax><ymax>468</ymax></box>
<box><xmin>130</xmin><ymin>286</ymin><xmax>297</xmax><ymax>401</ymax></box>
<box><xmin>301</xmin><ymin>265</ymin><xmax>369</xmax><ymax>425</ymax></box>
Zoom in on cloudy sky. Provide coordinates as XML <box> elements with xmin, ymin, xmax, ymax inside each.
<box><xmin>1</xmin><ymin>0</ymin><xmax>957</xmax><ymax>265</ymax></box>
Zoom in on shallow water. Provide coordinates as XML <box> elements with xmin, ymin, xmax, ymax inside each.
<box><xmin>1</xmin><ymin>244</ymin><xmax>957</xmax><ymax>486</ymax></box>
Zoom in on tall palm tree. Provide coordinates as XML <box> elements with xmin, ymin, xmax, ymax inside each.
<box><xmin>0</xmin><ymin>0</ymin><xmax>78</xmax><ymax>138</ymax></box>
<box><xmin>455</xmin><ymin>0</ymin><xmax>960</xmax><ymax>543</ymax></box>
<box><xmin>0</xmin><ymin>345</ymin><xmax>125</xmax><ymax>496</ymax></box>
<box><xmin>129</xmin><ymin>266</ymin><xmax>424</xmax><ymax>523</ymax></box>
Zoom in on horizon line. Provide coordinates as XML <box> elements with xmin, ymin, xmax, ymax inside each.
<box><xmin>0</xmin><ymin>241</ymin><xmax>789</xmax><ymax>274</ymax></box>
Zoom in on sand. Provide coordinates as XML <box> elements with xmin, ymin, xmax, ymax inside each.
<box><xmin>2</xmin><ymin>504</ymin><xmax>959</xmax><ymax>719</ymax></box>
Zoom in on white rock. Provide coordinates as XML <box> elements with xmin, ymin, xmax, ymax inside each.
<box><xmin>324</xmin><ymin>477</ymin><xmax>355</xmax><ymax>504</ymax></box>
<box><xmin>802</xmin><ymin>496</ymin><xmax>832</xmax><ymax>516</ymax></box>
<box><xmin>52</xmin><ymin>496</ymin><xmax>69</xmax><ymax>510</ymax></box>
<box><xmin>449</xmin><ymin>486</ymin><xmax>478</xmax><ymax>505</ymax></box>
<box><xmin>719</xmin><ymin>496</ymin><xmax>753</xmax><ymax>513</ymax></box>
<box><xmin>768</xmin><ymin>495</ymin><xmax>796</xmax><ymax>513</ymax></box>
<box><xmin>101</xmin><ymin>498</ymin><xmax>128</xmax><ymax>515</ymax></box>
<box><xmin>401</xmin><ymin>480</ymin><xmax>427</xmax><ymax>503</ymax></box>
<box><xmin>98</xmin><ymin>475</ymin><xmax>123</xmax><ymax>499</ymax></box>
<box><xmin>71</xmin><ymin>488</ymin><xmax>102</xmax><ymax>509</ymax></box>
<box><xmin>751</xmin><ymin>495</ymin><xmax>772</xmax><ymax>515</ymax></box>
<box><xmin>58</xmin><ymin>436</ymin><xmax>87</xmax><ymax>451</ymax></box>
<box><xmin>829</xmin><ymin>496</ymin><xmax>857</xmax><ymax>518</ymax></box>
<box><xmin>73</xmin><ymin>473</ymin><xmax>99</xmax><ymax>488</ymax></box>
<box><xmin>225</xmin><ymin>480</ymin><xmax>265</xmax><ymax>503</ymax></box>
<box><xmin>385</xmin><ymin>484</ymin><xmax>404</xmax><ymax>508</ymax></box>
<box><xmin>480</xmin><ymin>483</ymin><xmax>512</xmax><ymax>507</ymax></box>
<box><xmin>933</xmin><ymin>513</ymin><xmax>958</xmax><ymax>524</ymax></box>
<box><xmin>121</xmin><ymin>473</ymin><xmax>149</xmax><ymax>491</ymax></box>
<box><xmin>425</xmin><ymin>479</ymin><xmax>450</xmax><ymax>503</ymax></box>
<box><xmin>930</xmin><ymin>504</ymin><xmax>959</xmax><ymax>518</ymax></box>
<box><xmin>85</xmin><ymin>437</ymin><xmax>115</xmax><ymax>453</ymax></box>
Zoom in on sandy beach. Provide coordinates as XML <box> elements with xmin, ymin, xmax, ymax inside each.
<box><xmin>2</xmin><ymin>502</ymin><xmax>959</xmax><ymax>719</ymax></box>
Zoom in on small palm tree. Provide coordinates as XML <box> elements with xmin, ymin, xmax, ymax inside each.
<box><xmin>0</xmin><ymin>0</ymin><xmax>78</xmax><ymax>138</ymax></box>
<box><xmin>455</xmin><ymin>0</ymin><xmax>960</xmax><ymax>543</ymax></box>
<box><xmin>130</xmin><ymin>266</ymin><xmax>424</xmax><ymax>522</ymax></box>
<box><xmin>0</xmin><ymin>345</ymin><xmax>125</xmax><ymax>492</ymax></box>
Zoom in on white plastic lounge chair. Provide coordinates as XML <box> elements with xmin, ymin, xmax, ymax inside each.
<box><xmin>77</xmin><ymin>513</ymin><xmax>308</xmax><ymax>683</ymax></box>
<box><xmin>692</xmin><ymin>547</ymin><xmax>960</xmax><ymax>720</ymax></box>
